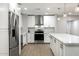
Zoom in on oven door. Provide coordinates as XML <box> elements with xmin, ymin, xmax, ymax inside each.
<box><xmin>35</xmin><ymin>33</ymin><xmax>44</xmax><ymax>41</ymax></box>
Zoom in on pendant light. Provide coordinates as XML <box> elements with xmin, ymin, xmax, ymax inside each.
<box><xmin>75</xmin><ymin>4</ymin><xmax>79</xmax><ymax>12</ymax></box>
<box><xmin>63</xmin><ymin>3</ymin><xmax>67</xmax><ymax>17</ymax></box>
<box><xmin>57</xmin><ymin>8</ymin><xmax>61</xmax><ymax>21</ymax></box>
<box><xmin>63</xmin><ymin>13</ymin><xmax>67</xmax><ymax>17</ymax></box>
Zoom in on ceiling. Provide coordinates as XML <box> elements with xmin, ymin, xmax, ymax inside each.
<box><xmin>18</xmin><ymin>3</ymin><xmax>79</xmax><ymax>16</ymax></box>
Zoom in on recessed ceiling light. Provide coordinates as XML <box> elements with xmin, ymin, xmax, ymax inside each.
<box><xmin>17</xmin><ymin>8</ymin><xmax>21</xmax><ymax>10</ymax></box>
<box><xmin>24</xmin><ymin>8</ymin><xmax>27</xmax><ymax>10</ymax></box>
<box><xmin>57</xmin><ymin>17</ymin><xmax>60</xmax><ymax>21</ymax></box>
<box><xmin>63</xmin><ymin>13</ymin><xmax>67</xmax><ymax>17</ymax></box>
<box><xmin>47</xmin><ymin>8</ymin><xmax>50</xmax><ymax>10</ymax></box>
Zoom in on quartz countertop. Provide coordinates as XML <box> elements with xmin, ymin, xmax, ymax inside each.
<box><xmin>50</xmin><ymin>33</ymin><xmax>79</xmax><ymax>45</ymax></box>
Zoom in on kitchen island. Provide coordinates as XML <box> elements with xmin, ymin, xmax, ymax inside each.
<box><xmin>49</xmin><ymin>33</ymin><xmax>79</xmax><ymax>56</ymax></box>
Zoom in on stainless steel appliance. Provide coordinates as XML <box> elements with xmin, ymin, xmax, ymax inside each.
<box><xmin>34</xmin><ymin>29</ymin><xmax>44</xmax><ymax>43</ymax></box>
<box><xmin>35</xmin><ymin>15</ymin><xmax>44</xmax><ymax>26</ymax></box>
<box><xmin>9</xmin><ymin>12</ymin><xmax>19</xmax><ymax>56</ymax></box>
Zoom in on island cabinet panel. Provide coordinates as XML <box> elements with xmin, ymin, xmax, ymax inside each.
<box><xmin>50</xmin><ymin>33</ymin><xmax>79</xmax><ymax>56</ymax></box>
<box><xmin>50</xmin><ymin>35</ymin><xmax>63</xmax><ymax>56</ymax></box>
<box><xmin>63</xmin><ymin>45</ymin><xmax>79</xmax><ymax>56</ymax></box>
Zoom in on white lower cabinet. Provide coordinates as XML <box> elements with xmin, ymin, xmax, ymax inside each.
<box><xmin>44</xmin><ymin>33</ymin><xmax>50</xmax><ymax>43</ymax></box>
<box><xmin>27</xmin><ymin>33</ymin><xmax>34</xmax><ymax>43</ymax></box>
<box><xmin>22</xmin><ymin>33</ymin><xmax>27</xmax><ymax>46</ymax></box>
<box><xmin>56</xmin><ymin>40</ymin><xmax>63</xmax><ymax>56</ymax></box>
<box><xmin>50</xmin><ymin>35</ymin><xmax>63</xmax><ymax>56</ymax></box>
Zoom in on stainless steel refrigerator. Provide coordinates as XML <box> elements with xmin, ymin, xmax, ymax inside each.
<box><xmin>9</xmin><ymin>12</ymin><xmax>19</xmax><ymax>56</ymax></box>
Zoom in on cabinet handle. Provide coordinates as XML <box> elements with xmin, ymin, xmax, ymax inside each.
<box><xmin>60</xmin><ymin>44</ymin><xmax>63</xmax><ymax>48</ymax></box>
<box><xmin>54</xmin><ymin>39</ymin><xmax>56</xmax><ymax>43</ymax></box>
<box><xmin>49</xmin><ymin>35</ymin><xmax>52</xmax><ymax>39</ymax></box>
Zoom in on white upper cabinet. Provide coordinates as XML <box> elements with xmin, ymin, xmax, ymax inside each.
<box><xmin>44</xmin><ymin>16</ymin><xmax>57</xmax><ymax>27</ymax></box>
<box><xmin>27</xmin><ymin>16</ymin><xmax>35</xmax><ymax>27</ymax></box>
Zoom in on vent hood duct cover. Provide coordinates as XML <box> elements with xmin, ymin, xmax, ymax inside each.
<box><xmin>35</xmin><ymin>15</ymin><xmax>43</xmax><ymax>26</ymax></box>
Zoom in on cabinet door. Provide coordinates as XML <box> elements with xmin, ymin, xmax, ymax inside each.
<box><xmin>30</xmin><ymin>33</ymin><xmax>34</xmax><ymax>43</ymax></box>
<box><xmin>27</xmin><ymin>33</ymin><xmax>34</xmax><ymax>43</ymax></box>
<box><xmin>53</xmin><ymin>38</ymin><xmax>58</xmax><ymax>56</ymax></box>
<box><xmin>49</xmin><ymin>35</ymin><xmax>53</xmax><ymax>48</ymax></box>
<box><xmin>44</xmin><ymin>33</ymin><xmax>50</xmax><ymax>43</ymax></box>
<box><xmin>56</xmin><ymin>40</ymin><xmax>61</xmax><ymax>56</ymax></box>
<box><xmin>50</xmin><ymin>36</ymin><xmax>63</xmax><ymax>56</ymax></box>
<box><xmin>50</xmin><ymin>37</ymin><xmax>62</xmax><ymax>56</ymax></box>
<box><xmin>44</xmin><ymin>16</ymin><xmax>56</xmax><ymax>27</ymax></box>
<box><xmin>27</xmin><ymin>33</ymin><xmax>31</xmax><ymax>43</ymax></box>
<box><xmin>23</xmin><ymin>33</ymin><xmax>27</xmax><ymax>45</ymax></box>
<box><xmin>56</xmin><ymin>40</ymin><xmax>63</xmax><ymax>56</ymax></box>
<box><xmin>59</xmin><ymin>43</ymin><xmax>63</xmax><ymax>56</ymax></box>
<box><xmin>50</xmin><ymin>36</ymin><xmax>57</xmax><ymax>56</ymax></box>
<box><xmin>27</xmin><ymin>16</ymin><xmax>35</xmax><ymax>27</ymax></box>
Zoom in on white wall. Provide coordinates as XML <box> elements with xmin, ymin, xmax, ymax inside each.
<box><xmin>21</xmin><ymin>14</ymin><xmax>28</xmax><ymax>45</ymax></box>
<box><xmin>56</xmin><ymin>16</ymin><xmax>79</xmax><ymax>36</ymax></box>
<box><xmin>0</xmin><ymin>3</ymin><xmax>9</xmax><ymax>56</ymax></box>
<box><xmin>56</xmin><ymin>17</ymin><xmax>68</xmax><ymax>33</ymax></box>
<box><xmin>71</xmin><ymin>19</ymin><xmax>79</xmax><ymax>36</ymax></box>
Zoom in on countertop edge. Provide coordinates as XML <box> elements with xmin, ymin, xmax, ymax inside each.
<box><xmin>49</xmin><ymin>33</ymin><xmax>79</xmax><ymax>46</ymax></box>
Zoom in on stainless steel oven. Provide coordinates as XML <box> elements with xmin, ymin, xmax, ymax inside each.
<box><xmin>34</xmin><ymin>29</ymin><xmax>44</xmax><ymax>42</ymax></box>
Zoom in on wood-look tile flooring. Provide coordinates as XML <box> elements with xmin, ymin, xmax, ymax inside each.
<box><xmin>21</xmin><ymin>43</ymin><xmax>54</xmax><ymax>56</ymax></box>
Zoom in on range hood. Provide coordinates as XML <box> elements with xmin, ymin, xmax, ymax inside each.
<box><xmin>35</xmin><ymin>15</ymin><xmax>44</xmax><ymax>26</ymax></box>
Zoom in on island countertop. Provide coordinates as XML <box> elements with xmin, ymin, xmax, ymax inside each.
<box><xmin>50</xmin><ymin>33</ymin><xmax>79</xmax><ymax>45</ymax></box>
